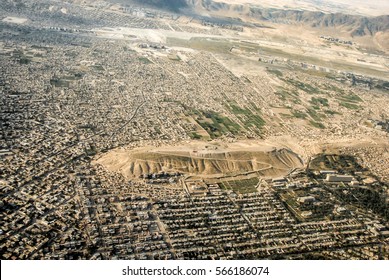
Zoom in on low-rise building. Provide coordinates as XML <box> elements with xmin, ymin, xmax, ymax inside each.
<box><xmin>326</xmin><ymin>174</ymin><xmax>354</xmax><ymax>183</ymax></box>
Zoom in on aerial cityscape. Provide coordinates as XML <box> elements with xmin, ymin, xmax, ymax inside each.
<box><xmin>0</xmin><ymin>0</ymin><xmax>389</xmax><ymax>260</ymax></box>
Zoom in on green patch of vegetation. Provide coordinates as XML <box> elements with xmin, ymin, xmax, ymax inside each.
<box><xmin>219</xmin><ymin>183</ymin><xmax>228</xmax><ymax>190</ymax></box>
<box><xmin>189</xmin><ymin>132</ymin><xmax>202</xmax><ymax>139</ymax></box>
<box><xmin>244</xmin><ymin>115</ymin><xmax>266</xmax><ymax>131</ymax></box>
<box><xmin>221</xmin><ymin>177</ymin><xmax>259</xmax><ymax>193</ymax></box>
<box><xmin>307</xmin><ymin>108</ymin><xmax>325</xmax><ymax>122</ymax></box>
<box><xmin>249</xmin><ymin>102</ymin><xmax>262</xmax><ymax>112</ymax></box>
<box><xmin>283</xmin><ymin>78</ymin><xmax>320</xmax><ymax>94</ymax></box>
<box><xmin>266</xmin><ymin>68</ymin><xmax>283</xmax><ymax>77</ymax></box>
<box><xmin>274</xmin><ymin>88</ymin><xmax>299</xmax><ymax>101</ymax></box>
<box><xmin>309</xmin><ymin>154</ymin><xmax>367</xmax><ymax>174</ymax></box>
<box><xmin>279</xmin><ymin>192</ymin><xmax>304</xmax><ymax>222</ymax></box>
<box><xmin>310</xmin><ymin>97</ymin><xmax>329</xmax><ymax>107</ymax></box>
<box><xmin>339</xmin><ymin>94</ymin><xmax>363</xmax><ymax>103</ymax></box>
<box><xmin>339</xmin><ymin>102</ymin><xmax>359</xmax><ymax>110</ymax></box>
<box><xmin>193</xmin><ymin>110</ymin><xmax>240</xmax><ymax>139</ymax></box>
<box><xmin>279</xmin><ymin>113</ymin><xmax>292</xmax><ymax>119</ymax></box>
<box><xmin>285</xmin><ymin>197</ymin><xmax>299</xmax><ymax>209</ymax></box>
<box><xmin>19</xmin><ymin>57</ymin><xmax>31</xmax><ymax>64</ymax></box>
<box><xmin>229</xmin><ymin>102</ymin><xmax>248</xmax><ymax>115</ymax></box>
<box><xmin>322</xmin><ymin>83</ymin><xmax>345</xmax><ymax>94</ymax></box>
<box><xmin>332</xmin><ymin>186</ymin><xmax>389</xmax><ymax>219</ymax></box>
<box><xmin>324</xmin><ymin>110</ymin><xmax>340</xmax><ymax>116</ymax></box>
<box><xmin>225</xmin><ymin>100</ymin><xmax>265</xmax><ymax>132</ymax></box>
<box><xmin>311</xmin><ymin>105</ymin><xmax>320</xmax><ymax>111</ymax></box>
<box><xmin>309</xmin><ymin>121</ymin><xmax>325</xmax><ymax>129</ymax></box>
<box><xmin>292</xmin><ymin>110</ymin><xmax>308</xmax><ymax>119</ymax></box>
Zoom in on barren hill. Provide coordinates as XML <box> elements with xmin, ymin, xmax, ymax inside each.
<box><xmin>114</xmin><ymin>0</ymin><xmax>389</xmax><ymax>36</ymax></box>
<box><xmin>95</xmin><ymin>141</ymin><xmax>304</xmax><ymax>178</ymax></box>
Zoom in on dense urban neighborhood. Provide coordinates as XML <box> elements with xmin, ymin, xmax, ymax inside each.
<box><xmin>1</xmin><ymin>0</ymin><xmax>389</xmax><ymax>260</ymax></box>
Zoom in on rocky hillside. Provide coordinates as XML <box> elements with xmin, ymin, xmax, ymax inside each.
<box><xmin>132</xmin><ymin>0</ymin><xmax>188</xmax><ymax>12</ymax></box>
<box><xmin>96</xmin><ymin>145</ymin><xmax>304</xmax><ymax>178</ymax></box>
<box><xmin>247</xmin><ymin>9</ymin><xmax>389</xmax><ymax>36</ymax></box>
<box><xmin>122</xmin><ymin>0</ymin><xmax>389</xmax><ymax>36</ymax></box>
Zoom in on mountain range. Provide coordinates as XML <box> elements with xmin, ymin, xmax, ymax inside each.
<box><xmin>128</xmin><ymin>0</ymin><xmax>389</xmax><ymax>36</ymax></box>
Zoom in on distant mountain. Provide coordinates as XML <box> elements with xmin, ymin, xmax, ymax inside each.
<box><xmin>133</xmin><ymin>0</ymin><xmax>188</xmax><ymax>12</ymax></box>
<box><xmin>350</xmin><ymin>15</ymin><xmax>389</xmax><ymax>36</ymax></box>
<box><xmin>196</xmin><ymin>0</ymin><xmax>389</xmax><ymax>36</ymax></box>
<box><xmin>247</xmin><ymin>9</ymin><xmax>389</xmax><ymax>36</ymax></box>
<box><xmin>124</xmin><ymin>0</ymin><xmax>389</xmax><ymax>36</ymax></box>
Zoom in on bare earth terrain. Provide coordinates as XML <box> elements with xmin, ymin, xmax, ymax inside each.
<box><xmin>96</xmin><ymin>140</ymin><xmax>304</xmax><ymax>178</ymax></box>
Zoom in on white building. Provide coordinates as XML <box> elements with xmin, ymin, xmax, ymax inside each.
<box><xmin>326</xmin><ymin>174</ymin><xmax>354</xmax><ymax>183</ymax></box>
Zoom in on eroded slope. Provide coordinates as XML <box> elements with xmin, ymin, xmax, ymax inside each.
<box><xmin>95</xmin><ymin>141</ymin><xmax>304</xmax><ymax>178</ymax></box>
